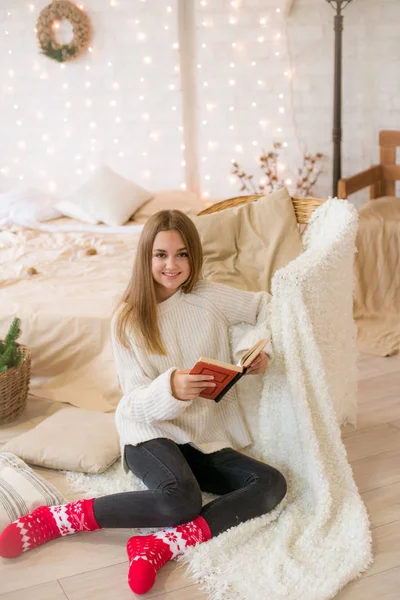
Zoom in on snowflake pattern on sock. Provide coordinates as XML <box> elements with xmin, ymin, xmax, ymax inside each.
<box><xmin>0</xmin><ymin>498</ymin><xmax>100</xmax><ymax>559</ymax></box>
<box><xmin>127</xmin><ymin>515</ymin><xmax>211</xmax><ymax>595</ymax></box>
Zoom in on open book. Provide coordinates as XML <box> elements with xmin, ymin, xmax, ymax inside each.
<box><xmin>189</xmin><ymin>339</ymin><xmax>268</xmax><ymax>403</ymax></box>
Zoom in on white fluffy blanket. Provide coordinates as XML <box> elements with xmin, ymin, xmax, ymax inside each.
<box><xmin>67</xmin><ymin>199</ymin><xmax>372</xmax><ymax>600</ymax></box>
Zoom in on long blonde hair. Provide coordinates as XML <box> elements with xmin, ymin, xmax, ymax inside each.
<box><xmin>115</xmin><ymin>210</ymin><xmax>203</xmax><ymax>355</ymax></box>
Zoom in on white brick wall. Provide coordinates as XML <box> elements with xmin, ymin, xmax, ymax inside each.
<box><xmin>0</xmin><ymin>0</ymin><xmax>184</xmax><ymax>195</ymax></box>
<box><xmin>196</xmin><ymin>0</ymin><xmax>400</xmax><ymax>205</ymax></box>
<box><xmin>0</xmin><ymin>0</ymin><xmax>398</xmax><ymax>205</ymax></box>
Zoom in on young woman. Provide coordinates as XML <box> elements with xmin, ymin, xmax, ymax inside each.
<box><xmin>0</xmin><ymin>210</ymin><xmax>287</xmax><ymax>595</ymax></box>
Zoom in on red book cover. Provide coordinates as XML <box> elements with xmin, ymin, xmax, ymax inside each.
<box><xmin>189</xmin><ymin>361</ymin><xmax>243</xmax><ymax>400</ymax></box>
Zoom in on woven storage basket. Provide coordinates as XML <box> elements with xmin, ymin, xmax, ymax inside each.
<box><xmin>197</xmin><ymin>193</ymin><xmax>325</xmax><ymax>224</ymax></box>
<box><xmin>0</xmin><ymin>345</ymin><xmax>31</xmax><ymax>424</ymax></box>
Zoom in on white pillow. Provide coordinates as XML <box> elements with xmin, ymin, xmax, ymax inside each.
<box><xmin>0</xmin><ymin>187</ymin><xmax>61</xmax><ymax>226</ymax></box>
<box><xmin>0</xmin><ymin>452</ymin><xmax>65</xmax><ymax>531</ymax></box>
<box><xmin>56</xmin><ymin>165</ymin><xmax>153</xmax><ymax>226</ymax></box>
<box><xmin>133</xmin><ymin>189</ymin><xmax>206</xmax><ymax>222</ymax></box>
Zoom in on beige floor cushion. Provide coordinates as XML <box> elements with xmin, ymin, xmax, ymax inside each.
<box><xmin>193</xmin><ymin>188</ymin><xmax>304</xmax><ymax>292</ymax></box>
<box><xmin>0</xmin><ymin>452</ymin><xmax>65</xmax><ymax>531</ymax></box>
<box><xmin>4</xmin><ymin>407</ymin><xmax>120</xmax><ymax>474</ymax></box>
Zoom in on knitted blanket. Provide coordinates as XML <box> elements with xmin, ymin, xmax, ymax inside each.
<box><xmin>67</xmin><ymin>199</ymin><xmax>372</xmax><ymax>600</ymax></box>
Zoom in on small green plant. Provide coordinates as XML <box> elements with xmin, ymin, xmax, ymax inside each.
<box><xmin>0</xmin><ymin>318</ymin><xmax>24</xmax><ymax>373</ymax></box>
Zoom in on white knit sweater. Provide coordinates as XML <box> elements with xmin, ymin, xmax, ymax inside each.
<box><xmin>112</xmin><ymin>280</ymin><xmax>273</xmax><ymax>468</ymax></box>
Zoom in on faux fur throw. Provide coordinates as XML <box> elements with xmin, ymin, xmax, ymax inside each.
<box><xmin>67</xmin><ymin>199</ymin><xmax>372</xmax><ymax>600</ymax></box>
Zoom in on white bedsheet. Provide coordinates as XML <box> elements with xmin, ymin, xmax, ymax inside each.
<box><xmin>4</xmin><ymin>216</ymin><xmax>144</xmax><ymax>234</ymax></box>
<box><xmin>0</xmin><ymin>218</ymin><xmax>143</xmax><ymax>411</ymax></box>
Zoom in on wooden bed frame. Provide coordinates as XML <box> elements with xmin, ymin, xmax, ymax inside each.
<box><xmin>338</xmin><ymin>130</ymin><xmax>400</xmax><ymax>200</ymax></box>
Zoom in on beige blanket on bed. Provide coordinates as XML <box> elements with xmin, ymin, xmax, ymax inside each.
<box><xmin>354</xmin><ymin>196</ymin><xmax>400</xmax><ymax>357</ymax></box>
<box><xmin>0</xmin><ymin>224</ymin><xmax>141</xmax><ymax>412</ymax></box>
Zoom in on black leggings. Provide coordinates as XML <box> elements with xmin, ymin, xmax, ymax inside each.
<box><xmin>93</xmin><ymin>438</ymin><xmax>286</xmax><ymax>537</ymax></box>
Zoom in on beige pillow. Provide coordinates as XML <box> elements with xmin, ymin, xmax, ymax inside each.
<box><xmin>56</xmin><ymin>165</ymin><xmax>153</xmax><ymax>226</ymax></box>
<box><xmin>4</xmin><ymin>407</ymin><xmax>120</xmax><ymax>474</ymax></box>
<box><xmin>133</xmin><ymin>189</ymin><xmax>205</xmax><ymax>223</ymax></box>
<box><xmin>0</xmin><ymin>452</ymin><xmax>65</xmax><ymax>531</ymax></box>
<box><xmin>192</xmin><ymin>188</ymin><xmax>303</xmax><ymax>293</ymax></box>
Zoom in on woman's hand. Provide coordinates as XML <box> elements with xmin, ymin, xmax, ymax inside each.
<box><xmin>171</xmin><ymin>369</ymin><xmax>216</xmax><ymax>401</ymax></box>
<box><xmin>244</xmin><ymin>351</ymin><xmax>269</xmax><ymax>376</ymax></box>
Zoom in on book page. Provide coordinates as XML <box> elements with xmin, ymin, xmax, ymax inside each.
<box><xmin>239</xmin><ymin>339</ymin><xmax>268</xmax><ymax>368</ymax></box>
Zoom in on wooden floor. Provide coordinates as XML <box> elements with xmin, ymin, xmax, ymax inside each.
<box><xmin>1</xmin><ymin>353</ymin><xmax>400</xmax><ymax>599</ymax></box>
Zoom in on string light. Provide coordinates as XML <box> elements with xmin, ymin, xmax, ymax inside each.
<box><xmin>194</xmin><ymin>1</ymin><xmax>295</xmax><ymax>199</ymax></box>
<box><xmin>2</xmin><ymin>3</ymin><xmax>290</xmax><ymax>196</ymax></box>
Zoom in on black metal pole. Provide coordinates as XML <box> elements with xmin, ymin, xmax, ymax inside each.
<box><xmin>326</xmin><ymin>0</ymin><xmax>354</xmax><ymax>197</ymax></box>
<box><xmin>332</xmin><ymin>7</ymin><xmax>343</xmax><ymax>197</ymax></box>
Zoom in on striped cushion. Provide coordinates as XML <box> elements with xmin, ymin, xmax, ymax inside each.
<box><xmin>0</xmin><ymin>452</ymin><xmax>65</xmax><ymax>531</ymax></box>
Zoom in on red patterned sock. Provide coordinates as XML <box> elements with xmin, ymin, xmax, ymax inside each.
<box><xmin>0</xmin><ymin>498</ymin><xmax>100</xmax><ymax>559</ymax></box>
<box><xmin>126</xmin><ymin>515</ymin><xmax>211</xmax><ymax>595</ymax></box>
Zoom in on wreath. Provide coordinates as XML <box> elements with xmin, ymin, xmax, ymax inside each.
<box><xmin>36</xmin><ymin>1</ymin><xmax>92</xmax><ymax>63</ymax></box>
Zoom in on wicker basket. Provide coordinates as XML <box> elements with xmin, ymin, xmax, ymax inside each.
<box><xmin>197</xmin><ymin>193</ymin><xmax>326</xmax><ymax>224</ymax></box>
<box><xmin>0</xmin><ymin>344</ymin><xmax>31</xmax><ymax>425</ymax></box>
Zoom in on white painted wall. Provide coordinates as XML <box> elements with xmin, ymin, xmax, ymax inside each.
<box><xmin>0</xmin><ymin>0</ymin><xmax>398</xmax><ymax>205</ymax></box>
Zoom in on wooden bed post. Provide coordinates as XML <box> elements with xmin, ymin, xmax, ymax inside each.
<box><xmin>379</xmin><ymin>131</ymin><xmax>399</xmax><ymax>197</ymax></box>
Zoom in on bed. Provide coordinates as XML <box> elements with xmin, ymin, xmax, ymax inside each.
<box><xmin>339</xmin><ymin>130</ymin><xmax>400</xmax><ymax>357</ymax></box>
<box><xmin>0</xmin><ymin>191</ymin><xmax>320</xmax><ymax>415</ymax></box>
<box><xmin>0</xmin><ymin>217</ymin><xmax>144</xmax><ymax>412</ymax></box>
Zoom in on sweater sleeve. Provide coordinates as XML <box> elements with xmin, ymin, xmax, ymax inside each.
<box><xmin>111</xmin><ymin>321</ymin><xmax>192</xmax><ymax>424</ymax></box>
<box><xmin>195</xmin><ymin>281</ymin><xmax>274</xmax><ymax>360</ymax></box>
<box><xmin>195</xmin><ymin>281</ymin><xmax>270</xmax><ymax>327</ymax></box>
